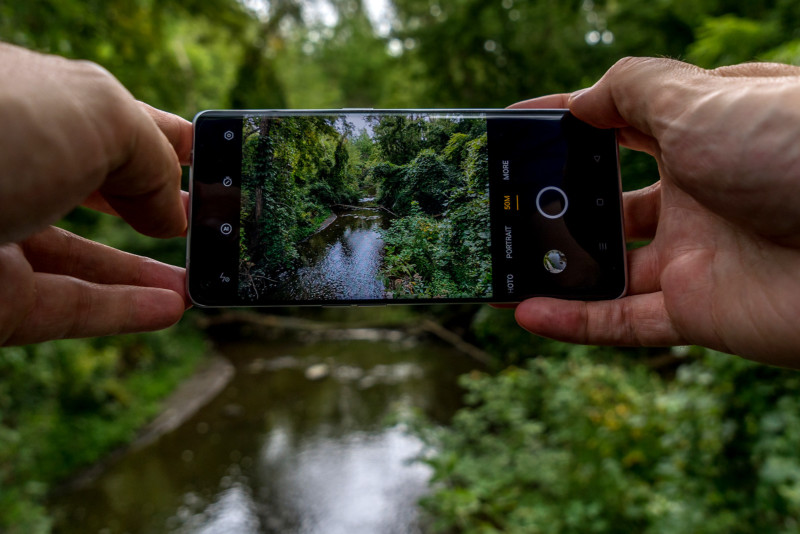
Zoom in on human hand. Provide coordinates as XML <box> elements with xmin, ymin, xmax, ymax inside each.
<box><xmin>0</xmin><ymin>226</ymin><xmax>188</xmax><ymax>345</ymax></box>
<box><xmin>0</xmin><ymin>42</ymin><xmax>190</xmax><ymax>241</ymax></box>
<box><xmin>510</xmin><ymin>57</ymin><xmax>800</xmax><ymax>367</ymax></box>
<box><xmin>0</xmin><ymin>43</ymin><xmax>193</xmax><ymax>344</ymax></box>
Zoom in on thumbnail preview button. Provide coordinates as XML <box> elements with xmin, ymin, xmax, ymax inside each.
<box><xmin>220</xmin><ymin>223</ymin><xmax>233</xmax><ymax>236</ymax></box>
<box><xmin>544</xmin><ymin>249</ymin><xmax>567</xmax><ymax>274</ymax></box>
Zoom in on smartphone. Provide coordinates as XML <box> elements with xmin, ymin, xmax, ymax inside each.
<box><xmin>187</xmin><ymin>109</ymin><xmax>626</xmax><ymax>307</ymax></box>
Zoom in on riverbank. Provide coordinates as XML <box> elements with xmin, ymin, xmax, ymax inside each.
<box><xmin>59</xmin><ymin>355</ymin><xmax>235</xmax><ymax>492</ymax></box>
<box><xmin>315</xmin><ymin>212</ymin><xmax>338</xmax><ymax>233</ymax></box>
<box><xmin>0</xmin><ymin>324</ymin><xmax>209</xmax><ymax>534</ymax></box>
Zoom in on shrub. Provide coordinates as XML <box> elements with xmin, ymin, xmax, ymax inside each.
<box><xmin>414</xmin><ymin>350</ymin><xmax>800</xmax><ymax>534</ymax></box>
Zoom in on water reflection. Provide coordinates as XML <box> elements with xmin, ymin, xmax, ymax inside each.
<box><xmin>179</xmin><ymin>484</ymin><xmax>259</xmax><ymax>534</ymax></box>
<box><xmin>275</xmin><ymin>200</ymin><xmax>390</xmax><ymax>301</ymax></box>
<box><xmin>51</xmin><ymin>334</ymin><xmax>477</xmax><ymax>533</ymax></box>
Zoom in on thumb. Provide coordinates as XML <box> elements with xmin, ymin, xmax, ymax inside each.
<box><xmin>568</xmin><ymin>57</ymin><xmax>704</xmax><ymax>136</ymax></box>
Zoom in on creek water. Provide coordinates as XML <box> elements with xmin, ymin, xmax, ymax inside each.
<box><xmin>49</xmin><ymin>326</ymin><xmax>479</xmax><ymax>534</ymax></box>
<box><xmin>273</xmin><ymin>198</ymin><xmax>390</xmax><ymax>301</ymax></box>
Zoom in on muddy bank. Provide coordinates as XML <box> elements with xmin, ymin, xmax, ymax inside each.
<box><xmin>314</xmin><ymin>212</ymin><xmax>338</xmax><ymax>233</ymax></box>
<box><xmin>58</xmin><ymin>355</ymin><xmax>234</xmax><ymax>492</ymax></box>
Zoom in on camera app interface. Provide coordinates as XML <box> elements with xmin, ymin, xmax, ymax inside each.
<box><xmin>190</xmin><ymin>110</ymin><xmax>624</xmax><ymax>305</ymax></box>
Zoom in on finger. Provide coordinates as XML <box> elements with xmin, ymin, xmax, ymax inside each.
<box><xmin>623</xmin><ymin>181</ymin><xmax>661</xmax><ymax>240</ymax></box>
<box><xmin>82</xmin><ymin>191</ymin><xmax>119</xmax><ymax>216</ymax></box>
<box><xmin>5</xmin><ymin>273</ymin><xmax>185</xmax><ymax>345</ymax></box>
<box><xmin>83</xmin><ymin>190</ymin><xmax>190</xmax><ymax>226</ymax></box>
<box><xmin>515</xmin><ymin>292</ymin><xmax>681</xmax><ymax>347</ymax></box>
<box><xmin>616</xmin><ymin>126</ymin><xmax>660</xmax><ymax>155</ymax></box>
<box><xmin>626</xmin><ymin>244</ymin><xmax>661</xmax><ymax>295</ymax></box>
<box><xmin>507</xmin><ymin>93</ymin><xmax>571</xmax><ymax>109</ymax></box>
<box><xmin>20</xmin><ymin>226</ymin><xmax>187</xmax><ymax>301</ymax></box>
<box><xmin>568</xmin><ymin>57</ymin><xmax>703</xmax><ymax>136</ymax></box>
<box><xmin>101</xmin><ymin>103</ymin><xmax>186</xmax><ymax>238</ymax></box>
<box><xmin>711</xmin><ymin>62</ymin><xmax>800</xmax><ymax>78</ymax></box>
<box><xmin>506</xmin><ymin>90</ymin><xmax>659</xmax><ymax>154</ymax></box>
<box><xmin>138</xmin><ymin>102</ymin><xmax>194</xmax><ymax>165</ymax></box>
<box><xmin>179</xmin><ymin>190</ymin><xmax>190</xmax><ymax>236</ymax></box>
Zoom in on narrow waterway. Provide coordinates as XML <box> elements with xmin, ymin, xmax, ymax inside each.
<box><xmin>274</xmin><ymin>198</ymin><xmax>390</xmax><ymax>301</ymax></box>
<box><xmin>49</xmin><ymin>326</ymin><xmax>479</xmax><ymax>534</ymax></box>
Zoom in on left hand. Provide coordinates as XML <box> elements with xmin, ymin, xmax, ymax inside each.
<box><xmin>0</xmin><ymin>43</ymin><xmax>195</xmax><ymax>345</ymax></box>
<box><xmin>0</xmin><ymin>225</ymin><xmax>188</xmax><ymax>345</ymax></box>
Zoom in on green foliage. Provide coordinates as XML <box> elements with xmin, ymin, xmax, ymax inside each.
<box><xmin>414</xmin><ymin>351</ymin><xmax>800</xmax><ymax>534</ymax></box>
<box><xmin>239</xmin><ymin>115</ymin><xmax>364</xmax><ymax>298</ymax></box>
<box><xmin>763</xmin><ymin>40</ymin><xmax>800</xmax><ymax>66</ymax></box>
<box><xmin>396</xmin><ymin>149</ymin><xmax>459</xmax><ymax>215</ymax></box>
<box><xmin>687</xmin><ymin>15</ymin><xmax>780</xmax><ymax>67</ymax></box>
<box><xmin>0</xmin><ymin>324</ymin><xmax>207</xmax><ymax>533</ymax></box>
<box><xmin>372</xmin><ymin>162</ymin><xmax>411</xmax><ymax>213</ymax></box>
<box><xmin>373</xmin><ymin>115</ymin><xmax>427</xmax><ymax>166</ymax></box>
<box><xmin>238</xmin><ymin>112</ymin><xmax>493</xmax><ymax>301</ymax></box>
<box><xmin>376</xmin><ymin>123</ymin><xmax>492</xmax><ymax>299</ymax></box>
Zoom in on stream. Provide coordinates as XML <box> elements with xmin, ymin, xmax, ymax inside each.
<box><xmin>273</xmin><ymin>198</ymin><xmax>391</xmax><ymax>301</ymax></box>
<box><xmin>49</xmin><ymin>324</ymin><xmax>479</xmax><ymax>533</ymax></box>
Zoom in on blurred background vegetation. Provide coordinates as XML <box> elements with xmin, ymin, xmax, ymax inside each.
<box><xmin>2</xmin><ymin>0</ymin><xmax>800</xmax><ymax>532</ymax></box>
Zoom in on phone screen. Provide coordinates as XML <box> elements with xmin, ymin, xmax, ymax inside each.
<box><xmin>188</xmin><ymin>109</ymin><xmax>626</xmax><ymax>306</ymax></box>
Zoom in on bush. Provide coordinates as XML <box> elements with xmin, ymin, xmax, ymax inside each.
<box><xmin>413</xmin><ymin>350</ymin><xmax>800</xmax><ymax>534</ymax></box>
<box><xmin>0</xmin><ymin>324</ymin><xmax>208</xmax><ymax>533</ymax></box>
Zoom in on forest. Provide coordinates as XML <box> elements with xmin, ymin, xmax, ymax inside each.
<box><xmin>2</xmin><ymin>0</ymin><xmax>800</xmax><ymax>532</ymax></box>
<box><xmin>238</xmin><ymin>113</ymin><xmax>492</xmax><ymax>301</ymax></box>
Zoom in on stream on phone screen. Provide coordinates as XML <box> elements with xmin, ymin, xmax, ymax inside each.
<box><xmin>273</xmin><ymin>197</ymin><xmax>390</xmax><ymax>301</ymax></box>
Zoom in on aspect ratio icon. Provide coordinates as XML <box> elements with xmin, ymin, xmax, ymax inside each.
<box><xmin>220</xmin><ymin>223</ymin><xmax>233</xmax><ymax>236</ymax></box>
<box><xmin>223</xmin><ymin>130</ymin><xmax>235</xmax><ymax>141</ymax></box>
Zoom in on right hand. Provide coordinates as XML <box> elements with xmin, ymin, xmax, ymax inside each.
<box><xmin>510</xmin><ymin>57</ymin><xmax>800</xmax><ymax>367</ymax></box>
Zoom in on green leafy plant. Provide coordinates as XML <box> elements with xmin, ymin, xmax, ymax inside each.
<box><xmin>413</xmin><ymin>350</ymin><xmax>800</xmax><ymax>534</ymax></box>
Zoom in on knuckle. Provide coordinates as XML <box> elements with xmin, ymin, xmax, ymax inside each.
<box><xmin>606</xmin><ymin>56</ymin><xmax>651</xmax><ymax>77</ymax></box>
<box><xmin>70</xmin><ymin>58</ymin><xmax>132</xmax><ymax>109</ymax></box>
<box><xmin>608</xmin><ymin>56</ymin><xmax>640</xmax><ymax>72</ymax></box>
<box><xmin>71</xmin><ymin>58</ymin><xmax>112</xmax><ymax>77</ymax></box>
